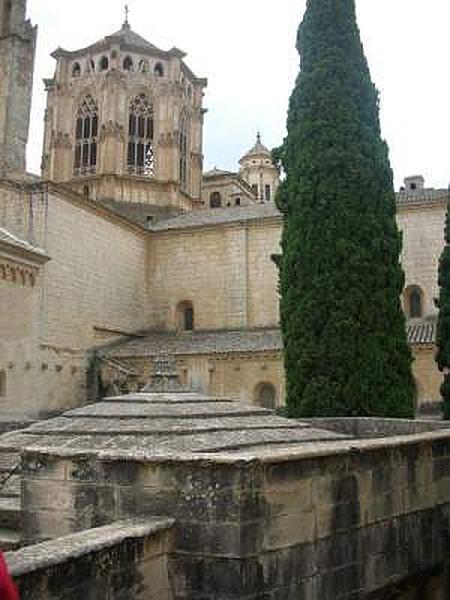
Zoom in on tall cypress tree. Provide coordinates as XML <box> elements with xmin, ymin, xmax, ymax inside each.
<box><xmin>436</xmin><ymin>202</ymin><xmax>450</xmax><ymax>419</ymax></box>
<box><xmin>276</xmin><ymin>0</ymin><xmax>415</xmax><ymax>417</ymax></box>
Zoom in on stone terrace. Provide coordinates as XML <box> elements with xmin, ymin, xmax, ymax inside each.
<box><xmin>0</xmin><ymin>391</ymin><xmax>347</xmax><ymax>458</ymax></box>
<box><xmin>4</xmin><ymin>393</ymin><xmax>450</xmax><ymax>598</ymax></box>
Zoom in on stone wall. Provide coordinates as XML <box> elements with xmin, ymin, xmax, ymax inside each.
<box><xmin>7</xmin><ymin>517</ymin><xmax>174</xmax><ymax>600</ymax></box>
<box><xmin>0</xmin><ymin>182</ymin><xmax>149</xmax><ymax>416</ymax></box>
<box><xmin>103</xmin><ymin>352</ymin><xmax>284</xmax><ymax>407</ymax></box>
<box><xmin>20</xmin><ymin>429</ymin><xmax>450</xmax><ymax>598</ymax></box>
<box><xmin>148</xmin><ymin>219</ymin><xmax>280</xmax><ymax>331</ymax></box>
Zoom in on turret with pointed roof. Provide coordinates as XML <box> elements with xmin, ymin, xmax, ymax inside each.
<box><xmin>239</xmin><ymin>133</ymin><xmax>279</xmax><ymax>203</ymax></box>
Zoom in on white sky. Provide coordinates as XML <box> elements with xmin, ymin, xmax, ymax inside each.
<box><xmin>26</xmin><ymin>0</ymin><xmax>450</xmax><ymax>190</ymax></box>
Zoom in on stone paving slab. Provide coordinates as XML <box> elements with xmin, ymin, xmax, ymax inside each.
<box><xmin>26</xmin><ymin>416</ymin><xmax>312</xmax><ymax>435</ymax></box>
<box><xmin>6</xmin><ymin>428</ymin><xmax>346</xmax><ymax>456</ymax></box>
<box><xmin>104</xmin><ymin>393</ymin><xmax>227</xmax><ymax>404</ymax></box>
<box><xmin>64</xmin><ymin>401</ymin><xmax>272</xmax><ymax>419</ymax></box>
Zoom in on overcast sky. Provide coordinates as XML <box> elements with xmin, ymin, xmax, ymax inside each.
<box><xmin>26</xmin><ymin>0</ymin><xmax>450</xmax><ymax>190</ymax></box>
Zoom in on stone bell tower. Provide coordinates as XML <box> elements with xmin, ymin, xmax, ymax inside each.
<box><xmin>0</xmin><ymin>0</ymin><xmax>36</xmax><ymax>176</ymax></box>
<box><xmin>42</xmin><ymin>16</ymin><xmax>207</xmax><ymax>211</ymax></box>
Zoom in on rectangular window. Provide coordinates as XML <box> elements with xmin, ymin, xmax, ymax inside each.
<box><xmin>146</xmin><ymin>118</ymin><xmax>154</xmax><ymax>139</ymax></box>
<box><xmin>265</xmin><ymin>184</ymin><xmax>271</xmax><ymax>201</ymax></box>
<box><xmin>138</xmin><ymin>117</ymin><xmax>145</xmax><ymax>138</ymax></box>
<box><xmin>82</xmin><ymin>142</ymin><xmax>89</xmax><ymax>166</ymax></box>
<box><xmin>83</xmin><ymin>117</ymin><xmax>91</xmax><ymax>139</ymax></box>
<box><xmin>127</xmin><ymin>142</ymin><xmax>135</xmax><ymax>166</ymax></box>
<box><xmin>74</xmin><ymin>144</ymin><xmax>81</xmax><ymax>168</ymax></box>
<box><xmin>90</xmin><ymin>142</ymin><xmax>97</xmax><ymax>167</ymax></box>
<box><xmin>252</xmin><ymin>184</ymin><xmax>258</xmax><ymax>197</ymax></box>
<box><xmin>92</xmin><ymin>115</ymin><xmax>98</xmax><ymax>137</ymax></box>
<box><xmin>137</xmin><ymin>143</ymin><xmax>144</xmax><ymax>166</ymax></box>
<box><xmin>129</xmin><ymin>115</ymin><xmax>136</xmax><ymax>136</ymax></box>
<box><xmin>184</xmin><ymin>308</ymin><xmax>194</xmax><ymax>331</ymax></box>
<box><xmin>0</xmin><ymin>371</ymin><xmax>5</xmax><ymax>397</ymax></box>
<box><xmin>76</xmin><ymin>118</ymin><xmax>83</xmax><ymax>140</ymax></box>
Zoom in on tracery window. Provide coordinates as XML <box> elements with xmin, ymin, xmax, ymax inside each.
<box><xmin>74</xmin><ymin>94</ymin><xmax>98</xmax><ymax>176</ymax></box>
<box><xmin>127</xmin><ymin>94</ymin><xmax>155</xmax><ymax>176</ymax></box>
<box><xmin>179</xmin><ymin>111</ymin><xmax>189</xmax><ymax>191</ymax></box>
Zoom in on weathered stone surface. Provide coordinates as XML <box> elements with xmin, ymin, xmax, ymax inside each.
<box><xmin>7</xmin><ymin>517</ymin><xmax>174</xmax><ymax>600</ymax></box>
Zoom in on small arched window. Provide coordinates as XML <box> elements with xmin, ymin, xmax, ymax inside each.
<box><xmin>72</xmin><ymin>62</ymin><xmax>81</xmax><ymax>78</ymax></box>
<box><xmin>99</xmin><ymin>56</ymin><xmax>109</xmax><ymax>71</ymax></box>
<box><xmin>256</xmin><ymin>383</ymin><xmax>276</xmax><ymax>409</ymax></box>
<box><xmin>74</xmin><ymin>94</ymin><xmax>98</xmax><ymax>176</ymax></box>
<box><xmin>176</xmin><ymin>301</ymin><xmax>194</xmax><ymax>332</ymax></box>
<box><xmin>154</xmin><ymin>62</ymin><xmax>164</xmax><ymax>77</ymax></box>
<box><xmin>0</xmin><ymin>370</ymin><xmax>6</xmax><ymax>398</ymax></box>
<box><xmin>128</xmin><ymin>94</ymin><xmax>155</xmax><ymax>176</ymax></box>
<box><xmin>235</xmin><ymin>197</ymin><xmax>241</xmax><ymax>206</ymax></box>
<box><xmin>210</xmin><ymin>192</ymin><xmax>222</xmax><ymax>208</ymax></box>
<box><xmin>405</xmin><ymin>286</ymin><xmax>423</xmax><ymax>318</ymax></box>
<box><xmin>123</xmin><ymin>56</ymin><xmax>133</xmax><ymax>71</ymax></box>
<box><xmin>83</xmin><ymin>185</ymin><xmax>90</xmax><ymax>197</ymax></box>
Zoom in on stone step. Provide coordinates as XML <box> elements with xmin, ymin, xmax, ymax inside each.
<box><xmin>0</xmin><ymin>498</ymin><xmax>21</xmax><ymax>529</ymax></box>
<box><xmin>0</xmin><ymin>474</ymin><xmax>20</xmax><ymax>498</ymax></box>
<box><xmin>0</xmin><ymin>528</ymin><xmax>21</xmax><ymax>551</ymax></box>
<box><xmin>0</xmin><ymin>452</ymin><xmax>20</xmax><ymax>473</ymax></box>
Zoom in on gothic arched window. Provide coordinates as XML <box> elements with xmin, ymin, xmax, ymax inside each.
<box><xmin>74</xmin><ymin>94</ymin><xmax>98</xmax><ymax>176</ymax></box>
<box><xmin>179</xmin><ymin>111</ymin><xmax>189</xmax><ymax>191</ymax></box>
<box><xmin>127</xmin><ymin>94</ymin><xmax>155</xmax><ymax>176</ymax></box>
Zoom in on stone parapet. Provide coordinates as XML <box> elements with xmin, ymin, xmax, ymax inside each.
<box><xmin>6</xmin><ymin>517</ymin><xmax>174</xmax><ymax>600</ymax></box>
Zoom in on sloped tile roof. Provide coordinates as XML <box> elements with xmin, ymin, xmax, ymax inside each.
<box><xmin>150</xmin><ymin>203</ymin><xmax>280</xmax><ymax>232</ymax></box>
<box><xmin>397</xmin><ymin>189</ymin><xmax>448</xmax><ymax>206</ymax></box>
<box><xmin>0</xmin><ymin>227</ymin><xmax>47</xmax><ymax>258</ymax></box>
<box><xmin>104</xmin><ymin>328</ymin><xmax>282</xmax><ymax>359</ymax></box>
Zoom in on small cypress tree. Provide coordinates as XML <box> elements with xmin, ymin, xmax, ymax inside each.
<box><xmin>276</xmin><ymin>0</ymin><xmax>415</xmax><ymax>417</ymax></box>
<box><xmin>436</xmin><ymin>202</ymin><xmax>450</xmax><ymax>419</ymax></box>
